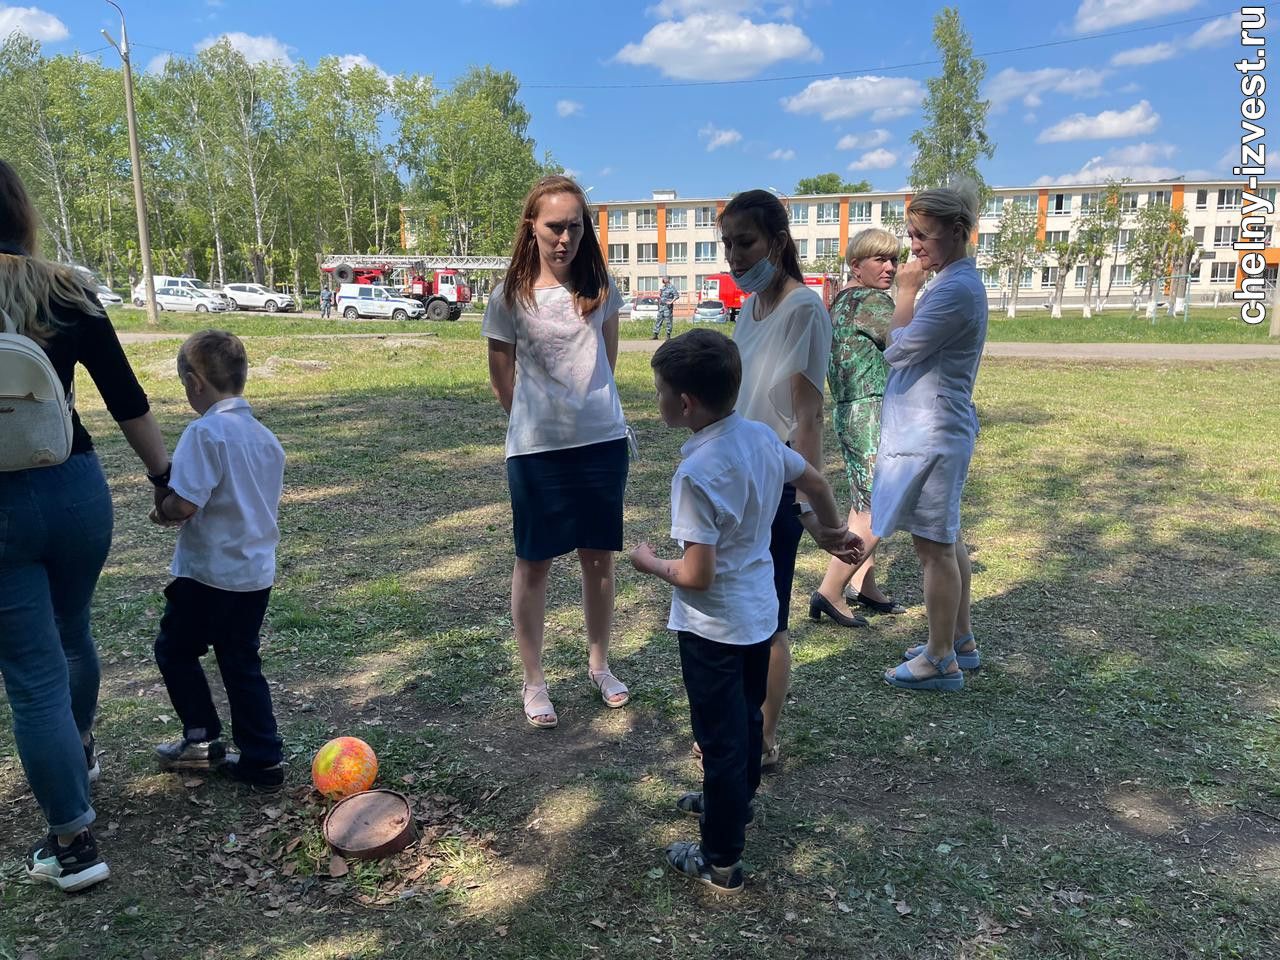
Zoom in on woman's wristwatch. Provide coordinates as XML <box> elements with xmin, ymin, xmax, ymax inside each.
<box><xmin>792</xmin><ymin>501</ymin><xmax>815</xmax><ymax>519</ymax></box>
<box><xmin>146</xmin><ymin>464</ymin><xmax>171</xmax><ymax>489</ymax></box>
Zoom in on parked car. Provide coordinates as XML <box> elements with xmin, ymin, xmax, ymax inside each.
<box><xmin>155</xmin><ymin>287</ymin><xmax>229</xmax><ymax>313</ymax></box>
<box><xmin>95</xmin><ymin>284</ymin><xmax>123</xmax><ymax>307</ymax></box>
<box><xmin>692</xmin><ymin>299</ymin><xmax>728</xmax><ymax>323</ymax></box>
<box><xmin>222</xmin><ymin>282</ymin><xmax>296</xmax><ymax>313</ymax></box>
<box><xmin>335</xmin><ymin>283</ymin><xmax>425</xmax><ymax>320</ymax></box>
<box><xmin>632</xmin><ymin>297</ymin><xmax>659</xmax><ymax>322</ymax></box>
<box><xmin>133</xmin><ymin>275</ymin><xmax>231</xmax><ymax>307</ymax></box>
<box><xmin>617</xmin><ymin>296</ymin><xmax>633</xmax><ymax>319</ymax></box>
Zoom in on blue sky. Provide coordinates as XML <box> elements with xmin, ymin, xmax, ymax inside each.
<box><xmin>3</xmin><ymin>0</ymin><xmax>1247</xmax><ymax>200</ymax></box>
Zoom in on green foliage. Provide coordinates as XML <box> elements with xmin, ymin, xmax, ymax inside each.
<box><xmin>990</xmin><ymin>200</ymin><xmax>1041</xmax><ymax>317</ymax></box>
<box><xmin>908</xmin><ymin>7</ymin><xmax>994</xmax><ymax>193</ymax></box>
<box><xmin>793</xmin><ymin>173</ymin><xmax>872</xmax><ymax>195</ymax></box>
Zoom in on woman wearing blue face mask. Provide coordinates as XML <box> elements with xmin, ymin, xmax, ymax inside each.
<box><xmin>701</xmin><ymin>189</ymin><xmax>834</xmax><ymax>772</ymax></box>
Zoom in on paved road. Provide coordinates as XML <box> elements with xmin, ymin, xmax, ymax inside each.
<box><xmin>116</xmin><ymin>330</ymin><xmax>1280</xmax><ymax>360</ymax></box>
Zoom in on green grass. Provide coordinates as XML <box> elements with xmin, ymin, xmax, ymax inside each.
<box><xmin>1</xmin><ymin>336</ymin><xmax>1278</xmax><ymax>959</ymax></box>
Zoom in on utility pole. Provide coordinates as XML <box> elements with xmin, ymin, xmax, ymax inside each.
<box><xmin>101</xmin><ymin>1</ymin><xmax>158</xmax><ymax>324</ymax></box>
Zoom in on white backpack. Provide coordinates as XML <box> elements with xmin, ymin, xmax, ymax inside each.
<box><xmin>0</xmin><ymin>306</ymin><xmax>74</xmax><ymax>471</ymax></box>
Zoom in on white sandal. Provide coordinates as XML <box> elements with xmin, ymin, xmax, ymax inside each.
<box><xmin>522</xmin><ymin>682</ymin><xmax>558</xmax><ymax>729</ymax></box>
<box><xmin>588</xmin><ymin>669</ymin><xmax>630</xmax><ymax>708</ymax></box>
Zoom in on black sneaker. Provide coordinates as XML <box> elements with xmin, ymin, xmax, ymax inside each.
<box><xmin>665</xmin><ymin>841</ymin><xmax>743</xmax><ymax>895</ymax></box>
<box><xmin>26</xmin><ymin>830</ymin><xmax>110</xmax><ymax>893</ymax></box>
<box><xmin>676</xmin><ymin>791</ymin><xmax>756</xmax><ymax>825</ymax></box>
<box><xmin>222</xmin><ymin>754</ymin><xmax>285</xmax><ymax>793</ymax></box>
<box><xmin>85</xmin><ymin>734</ymin><xmax>99</xmax><ymax>783</ymax></box>
<box><xmin>154</xmin><ymin>737</ymin><xmax>227</xmax><ymax>770</ymax></box>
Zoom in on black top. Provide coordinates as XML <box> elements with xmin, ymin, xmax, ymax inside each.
<box><xmin>39</xmin><ymin>298</ymin><xmax>150</xmax><ymax>454</ymax></box>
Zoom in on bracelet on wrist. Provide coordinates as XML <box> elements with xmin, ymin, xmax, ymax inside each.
<box><xmin>147</xmin><ymin>464</ymin><xmax>172</xmax><ymax>489</ymax></box>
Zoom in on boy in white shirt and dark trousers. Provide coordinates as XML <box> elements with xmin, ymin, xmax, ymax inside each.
<box><xmin>149</xmin><ymin>330</ymin><xmax>286</xmax><ymax>791</ymax></box>
<box><xmin>630</xmin><ymin>329</ymin><xmax>861</xmax><ymax>894</ymax></box>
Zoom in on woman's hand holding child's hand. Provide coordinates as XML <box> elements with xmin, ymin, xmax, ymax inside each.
<box><xmin>629</xmin><ymin>542</ymin><xmax>658</xmax><ymax>574</ymax></box>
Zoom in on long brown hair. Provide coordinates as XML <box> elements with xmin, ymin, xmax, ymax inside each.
<box><xmin>0</xmin><ymin>159</ymin><xmax>102</xmax><ymax>343</ymax></box>
<box><xmin>718</xmin><ymin>189</ymin><xmax>804</xmax><ymax>284</ymax></box>
<box><xmin>502</xmin><ymin>175</ymin><xmax>609</xmax><ymax>317</ymax></box>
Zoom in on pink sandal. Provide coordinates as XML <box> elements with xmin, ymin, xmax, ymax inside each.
<box><xmin>522</xmin><ymin>682</ymin><xmax>558</xmax><ymax>729</ymax></box>
<box><xmin>588</xmin><ymin>669</ymin><xmax>630</xmax><ymax>708</ymax></box>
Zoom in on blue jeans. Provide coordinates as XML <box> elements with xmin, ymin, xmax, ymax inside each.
<box><xmin>0</xmin><ymin>452</ymin><xmax>112</xmax><ymax>834</ymax></box>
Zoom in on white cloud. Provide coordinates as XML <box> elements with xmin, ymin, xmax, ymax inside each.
<box><xmin>769</xmin><ymin>147</ymin><xmax>795</xmax><ymax>160</ymax></box>
<box><xmin>1037</xmin><ymin>99</ymin><xmax>1160</xmax><ymax>143</ymax></box>
<box><xmin>1186</xmin><ymin>13</ymin><xmax>1244</xmax><ymax>49</ymax></box>
<box><xmin>836</xmin><ymin>129</ymin><xmax>891</xmax><ymax>150</ymax></box>
<box><xmin>1074</xmin><ymin>0</ymin><xmax>1198</xmax><ymax>33</ymax></box>
<box><xmin>1109</xmin><ymin>42</ymin><xmax>1176</xmax><ymax>66</ymax></box>
<box><xmin>556</xmin><ymin>99</ymin><xmax>583</xmax><ymax>118</ymax></box>
<box><xmin>486</xmin><ymin>0</ymin><xmax>521</xmax><ymax>6</ymax></box>
<box><xmin>986</xmin><ymin>67</ymin><xmax>1109</xmax><ymax>111</ymax></box>
<box><xmin>616</xmin><ymin>13</ymin><xmax>819</xmax><ymax>81</ymax></box>
<box><xmin>145</xmin><ymin>53</ymin><xmax>172</xmax><ymax>75</ymax></box>
<box><xmin>599</xmin><ymin>166</ymin><xmax>614</xmax><ymax>176</ymax></box>
<box><xmin>699</xmin><ymin>123</ymin><xmax>742</xmax><ymax>151</ymax></box>
<box><xmin>848</xmin><ymin>148</ymin><xmax>898</xmax><ymax>171</ymax></box>
<box><xmin>781</xmin><ymin>75</ymin><xmax>923</xmax><ymax>122</ymax></box>
<box><xmin>648</xmin><ymin>0</ymin><xmax>759</xmax><ymax>14</ymax></box>
<box><xmin>1033</xmin><ymin>142</ymin><xmax>1180</xmax><ymax>185</ymax></box>
<box><xmin>337</xmin><ymin>54</ymin><xmax>391</xmax><ymax>82</ymax></box>
<box><xmin>0</xmin><ymin>4</ymin><xmax>68</xmax><ymax>41</ymax></box>
<box><xmin>562</xmin><ymin>167</ymin><xmax>581</xmax><ymax>179</ymax></box>
<box><xmin>196</xmin><ymin>32</ymin><xmax>293</xmax><ymax>66</ymax></box>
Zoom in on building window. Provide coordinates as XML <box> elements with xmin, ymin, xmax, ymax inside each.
<box><xmin>1116</xmin><ymin>229</ymin><xmax>1133</xmax><ymax>252</ymax></box>
<box><xmin>1019</xmin><ymin>267</ymin><xmax>1034</xmax><ymax>289</ymax></box>
<box><xmin>1041</xmin><ymin>266</ymin><xmax>1058</xmax><ymax>288</ymax></box>
<box><xmin>981</xmin><ymin>196</ymin><xmax>1004</xmax><ymax>217</ymax></box>
<box><xmin>979</xmin><ymin>267</ymin><xmax>1000</xmax><ymax>287</ymax></box>
<box><xmin>976</xmin><ymin>233</ymin><xmax>997</xmax><ymax>254</ymax></box>
<box><xmin>636</xmin><ymin>276</ymin><xmax>660</xmax><ymax>292</ymax></box>
<box><xmin>607</xmin><ymin>209</ymin><xmax>627</xmax><ymax>231</ymax></box>
<box><xmin>665</xmin><ymin>207</ymin><xmax>687</xmax><ymax>229</ymax></box>
<box><xmin>1044</xmin><ymin>230</ymin><xmax>1070</xmax><ymax>247</ymax></box>
<box><xmin>789</xmin><ymin>203</ymin><xmax>809</xmax><ymax>225</ymax></box>
<box><xmin>636</xmin><ymin>208</ymin><xmax>658</xmax><ymax>230</ymax></box>
<box><xmin>849</xmin><ymin>201</ymin><xmax>872</xmax><ymax>223</ymax></box>
<box><xmin>607</xmin><ymin>243</ymin><xmax>629</xmax><ymax>263</ymax></box>
<box><xmin>694</xmin><ymin>205</ymin><xmax>717</xmax><ymax>228</ymax></box>
<box><xmin>1261</xmin><ymin>187</ymin><xmax>1278</xmax><ymax>205</ymax></box>
<box><xmin>1193</xmin><ymin>226</ymin><xmax>1205</xmax><ymax>246</ymax></box>
<box><xmin>1048</xmin><ymin>193</ymin><xmax>1071</xmax><ymax>215</ymax></box>
<box><xmin>1210</xmin><ymin>262</ymin><xmax>1236</xmax><ymax>284</ymax></box>
<box><xmin>637</xmin><ymin>243</ymin><xmax>658</xmax><ymax>264</ymax></box>
<box><xmin>1079</xmin><ymin>192</ymin><xmax>1101</xmax><ymax>211</ymax></box>
<box><xmin>816</xmin><ymin>237</ymin><xmax>841</xmax><ymax>257</ymax></box>
<box><xmin>666</xmin><ymin>242</ymin><xmax>687</xmax><ymax>263</ymax></box>
<box><xmin>1109</xmin><ymin>264</ymin><xmax>1132</xmax><ymax>287</ymax></box>
<box><xmin>816</xmin><ymin>202</ymin><xmax>840</xmax><ymax>224</ymax></box>
<box><xmin>695</xmin><ymin>273</ymin><xmax>714</xmax><ymax>294</ymax></box>
<box><xmin>670</xmin><ymin>276</ymin><xmax>688</xmax><ymax>293</ymax></box>
<box><xmin>695</xmin><ymin>241</ymin><xmax>718</xmax><ymax>262</ymax></box>
<box><xmin>1075</xmin><ymin>264</ymin><xmax>1089</xmax><ymax>286</ymax></box>
<box><xmin>1009</xmin><ymin>193</ymin><xmax>1036</xmax><ymax>211</ymax></box>
<box><xmin>1194</xmin><ymin>189</ymin><xmax>1208</xmax><ymax>210</ymax></box>
<box><xmin>1214</xmin><ymin>226</ymin><xmax>1240</xmax><ymax>248</ymax></box>
<box><xmin>881</xmin><ymin>199</ymin><xmax>905</xmax><ymax>220</ymax></box>
<box><xmin>1147</xmin><ymin>189</ymin><xmax>1172</xmax><ymax>207</ymax></box>
<box><xmin>795</xmin><ymin>238</ymin><xmax>808</xmax><ymax>259</ymax></box>
<box><xmin>1120</xmin><ymin>192</ymin><xmax>1139</xmax><ymax>211</ymax></box>
<box><xmin>1218</xmin><ymin>188</ymin><xmax>1242</xmax><ymax>210</ymax></box>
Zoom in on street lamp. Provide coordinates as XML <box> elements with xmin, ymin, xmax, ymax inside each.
<box><xmin>101</xmin><ymin>0</ymin><xmax>158</xmax><ymax>324</ymax></box>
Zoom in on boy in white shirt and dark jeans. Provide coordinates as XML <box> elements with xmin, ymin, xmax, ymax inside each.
<box><xmin>149</xmin><ymin>330</ymin><xmax>286</xmax><ymax>791</ymax></box>
<box><xmin>630</xmin><ymin>329</ymin><xmax>861</xmax><ymax>894</ymax></box>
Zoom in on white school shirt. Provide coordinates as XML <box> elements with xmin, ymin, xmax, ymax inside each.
<box><xmin>482</xmin><ymin>281</ymin><xmax>627</xmax><ymax>458</ymax></box>
<box><xmin>168</xmin><ymin>396</ymin><xmax>285</xmax><ymax>592</ymax></box>
<box><xmin>733</xmin><ymin>285</ymin><xmax>832</xmax><ymax>442</ymax></box>
<box><xmin>666</xmin><ymin>413</ymin><xmax>807</xmax><ymax>645</ymax></box>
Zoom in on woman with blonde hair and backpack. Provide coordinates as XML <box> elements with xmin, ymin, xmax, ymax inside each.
<box><xmin>0</xmin><ymin>159</ymin><xmax>170</xmax><ymax>892</ymax></box>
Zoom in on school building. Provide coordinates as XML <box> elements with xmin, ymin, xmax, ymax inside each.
<box><xmin>593</xmin><ymin>181</ymin><xmax>1279</xmax><ymax>306</ymax></box>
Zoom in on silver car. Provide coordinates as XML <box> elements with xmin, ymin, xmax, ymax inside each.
<box><xmin>632</xmin><ymin>297</ymin><xmax>660</xmax><ymax>322</ymax></box>
<box><xmin>692</xmin><ymin>299</ymin><xmax>728</xmax><ymax>323</ymax></box>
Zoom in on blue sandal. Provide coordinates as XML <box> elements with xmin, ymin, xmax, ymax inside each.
<box><xmin>904</xmin><ymin>634</ymin><xmax>980</xmax><ymax>671</ymax></box>
<box><xmin>885</xmin><ymin>651</ymin><xmax>964</xmax><ymax>692</ymax></box>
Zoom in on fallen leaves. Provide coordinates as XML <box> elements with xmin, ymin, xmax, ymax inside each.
<box><xmin>328</xmin><ymin>855</ymin><xmax>349</xmax><ymax>878</ymax></box>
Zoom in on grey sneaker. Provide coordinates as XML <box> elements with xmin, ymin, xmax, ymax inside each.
<box><xmin>153</xmin><ymin>737</ymin><xmax>227</xmax><ymax>771</ymax></box>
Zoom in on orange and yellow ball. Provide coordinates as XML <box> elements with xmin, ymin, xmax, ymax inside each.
<box><xmin>311</xmin><ymin>736</ymin><xmax>378</xmax><ymax>800</ymax></box>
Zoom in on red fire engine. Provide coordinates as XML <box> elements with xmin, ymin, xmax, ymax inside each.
<box><xmin>321</xmin><ymin>257</ymin><xmax>475</xmax><ymax>321</ymax></box>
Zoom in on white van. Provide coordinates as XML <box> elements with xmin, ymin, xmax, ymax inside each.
<box><xmin>336</xmin><ymin>283</ymin><xmax>425</xmax><ymax>320</ymax></box>
<box><xmin>132</xmin><ymin>275</ymin><xmax>230</xmax><ymax>308</ymax></box>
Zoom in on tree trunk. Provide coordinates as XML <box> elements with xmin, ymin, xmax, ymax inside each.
<box><xmin>1081</xmin><ymin>264</ymin><xmax>1094</xmax><ymax>319</ymax></box>
<box><xmin>1006</xmin><ymin>257</ymin><xmax>1022</xmax><ymax>318</ymax></box>
<box><xmin>1052</xmin><ymin>271</ymin><xmax>1067</xmax><ymax>319</ymax></box>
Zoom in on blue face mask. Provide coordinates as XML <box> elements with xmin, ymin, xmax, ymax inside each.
<box><xmin>733</xmin><ymin>254</ymin><xmax>776</xmax><ymax>294</ymax></box>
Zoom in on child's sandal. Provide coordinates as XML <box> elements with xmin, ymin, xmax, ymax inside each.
<box><xmin>588</xmin><ymin>669</ymin><xmax>630</xmax><ymax>708</ymax></box>
<box><xmin>522</xmin><ymin>682</ymin><xmax>558</xmax><ymax>729</ymax></box>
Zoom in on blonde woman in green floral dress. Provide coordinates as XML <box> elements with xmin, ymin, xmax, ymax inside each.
<box><xmin>809</xmin><ymin>228</ymin><xmax>908</xmax><ymax>626</ymax></box>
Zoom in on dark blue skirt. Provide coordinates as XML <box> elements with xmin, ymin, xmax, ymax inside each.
<box><xmin>507</xmin><ymin>438</ymin><xmax>629</xmax><ymax>561</ymax></box>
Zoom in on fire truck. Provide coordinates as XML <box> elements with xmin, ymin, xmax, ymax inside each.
<box><xmin>699</xmin><ymin>273</ymin><xmax>746</xmax><ymax>322</ymax></box>
<box><xmin>320</xmin><ymin>255</ymin><xmax>507</xmax><ymax>321</ymax></box>
<box><xmin>803</xmin><ymin>272</ymin><xmax>840</xmax><ymax>308</ymax></box>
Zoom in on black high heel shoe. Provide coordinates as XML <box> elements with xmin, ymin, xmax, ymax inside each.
<box><xmin>808</xmin><ymin>592</ymin><xmax>870</xmax><ymax>628</ymax></box>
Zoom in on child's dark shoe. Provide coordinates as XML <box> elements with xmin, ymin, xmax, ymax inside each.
<box><xmin>26</xmin><ymin>829</ymin><xmax>110</xmax><ymax>893</ymax></box>
<box><xmin>154</xmin><ymin>737</ymin><xmax>227</xmax><ymax>770</ymax></box>
<box><xmin>222</xmin><ymin>754</ymin><xmax>285</xmax><ymax>793</ymax></box>
<box><xmin>675</xmin><ymin>791</ymin><xmax>756</xmax><ymax>825</ymax></box>
<box><xmin>665</xmin><ymin>841</ymin><xmax>743</xmax><ymax>895</ymax></box>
